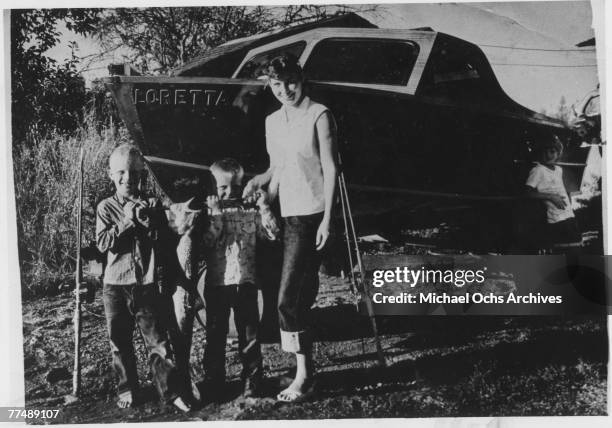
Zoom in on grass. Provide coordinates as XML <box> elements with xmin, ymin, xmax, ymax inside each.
<box><xmin>453</xmin><ymin>359</ymin><xmax>606</xmax><ymax>415</ymax></box>
<box><xmin>13</xmin><ymin>115</ymin><xmax>131</xmax><ymax>296</ymax></box>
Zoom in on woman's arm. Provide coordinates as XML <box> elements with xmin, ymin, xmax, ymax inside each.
<box><xmin>244</xmin><ymin>114</ymin><xmax>279</xmax><ymax>199</ymax></box>
<box><xmin>315</xmin><ymin>110</ymin><xmax>338</xmax><ymax>250</ymax></box>
<box><xmin>242</xmin><ymin>167</ymin><xmax>274</xmax><ymax>199</ymax></box>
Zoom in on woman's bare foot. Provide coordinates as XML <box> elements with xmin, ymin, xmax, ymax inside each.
<box><xmin>117</xmin><ymin>391</ymin><xmax>133</xmax><ymax>409</ymax></box>
<box><xmin>172</xmin><ymin>396</ymin><xmax>191</xmax><ymax>412</ymax></box>
<box><xmin>277</xmin><ymin>377</ymin><xmax>316</xmax><ymax>402</ymax></box>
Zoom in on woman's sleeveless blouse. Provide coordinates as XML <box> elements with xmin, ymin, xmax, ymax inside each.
<box><xmin>265</xmin><ymin>96</ymin><xmax>329</xmax><ymax>217</ymax></box>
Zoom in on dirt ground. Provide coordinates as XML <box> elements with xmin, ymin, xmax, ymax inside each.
<box><xmin>22</xmin><ymin>267</ymin><xmax>608</xmax><ymax>423</ymax></box>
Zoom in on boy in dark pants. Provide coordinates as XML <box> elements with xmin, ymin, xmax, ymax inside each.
<box><xmin>202</xmin><ymin>158</ymin><xmax>280</xmax><ymax>398</ymax></box>
<box><xmin>96</xmin><ymin>144</ymin><xmax>190</xmax><ymax>411</ymax></box>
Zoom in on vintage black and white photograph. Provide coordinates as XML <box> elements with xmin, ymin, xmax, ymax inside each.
<box><xmin>5</xmin><ymin>0</ymin><xmax>609</xmax><ymax>423</ymax></box>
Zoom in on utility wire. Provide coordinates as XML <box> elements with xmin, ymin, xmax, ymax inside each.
<box><xmin>491</xmin><ymin>63</ymin><xmax>597</xmax><ymax>68</ymax></box>
<box><xmin>480</xmin><ymin>44</ymin><xmax>596</xmax><ymax>52</ymax></box>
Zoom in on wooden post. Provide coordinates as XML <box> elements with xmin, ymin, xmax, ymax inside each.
<box><xmin>71</xmin><ymin>147</ymin><xmax>85</xmax><ymax>398</ymax></box>
<box><xmin>338</xmin><ymin>171</ymin><xmax>386</xmax><ymax>367</ymax></box>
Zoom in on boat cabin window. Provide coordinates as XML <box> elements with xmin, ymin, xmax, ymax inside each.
<box><xmin>431</xmin><ymin>49</ymin><xmax>481</xmax><ymax>84</ymax></box>
<box><xmin>303</xmin><ymin>38</ymin><xmax>419</xmax><ymax>85</ymax></box>
<box><xmin>418</xmin><ymin>39</ymin><xmax>495</xmax><ymax>98</ymax></box>
<box><xmin>236</xmin><ymin>41</ymin><xmax>307</xmax><ymax>78</ymax></box>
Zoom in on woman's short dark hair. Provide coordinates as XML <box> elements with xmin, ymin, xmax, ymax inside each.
<box><xmin>261</xmin><ymin>53</ymin><xmax>304</xmax><ymax>82</ymax></box>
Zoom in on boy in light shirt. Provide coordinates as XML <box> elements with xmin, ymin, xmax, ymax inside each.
<box><xmin>202</xmin><ymin>158</ymin><xmax>280</xmax><ymax>398</ymax></box>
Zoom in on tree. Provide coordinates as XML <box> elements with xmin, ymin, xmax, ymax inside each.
<box><xmin>94</xmin><ymin>5</ymin><xmax>373</xmax><ymax>74</ymax></box>
<box><xmin>11</xmin><ymin>9</ymin><xmax>100</xmax><ymax>144</ymax></box>
<box><xmin>552</xmin><ymin>96</ymin><xmax>572</xmax><ymax>125</ymax></box>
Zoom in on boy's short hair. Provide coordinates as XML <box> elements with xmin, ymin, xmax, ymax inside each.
<box><xmin>261</xmin><ymin>53</ymin><xmax>304</xmax><ymax>82</ymax></box>
<box><xmin>540</xmin><ymin>135</ymin><xmax>564</xmax><ymax>156</ymax></box>
<box><xmin>109</xmin><ymin>144</ymin><xmax>144</xmax><ymax>166</ymax></box>
<box><xmin>210</xmin><ymin>158</ymin><xmax>245</xmax><ymax>185</ymax></box>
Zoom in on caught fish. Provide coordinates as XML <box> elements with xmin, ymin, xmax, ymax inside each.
<box><xmin>166</xmin><ymin>197</ymin><xmax>203</xmax><ymax>280</ymax></box>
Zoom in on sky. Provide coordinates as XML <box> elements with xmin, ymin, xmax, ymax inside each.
<box><xmin>359</xmin><ymin>1</ymin><xmax>599</xmax><ymax>114</ymax></box>
<box><xmin>39</xmin><ymin>1</ymin><xmax>601</xmax><ymax>115</ymax></box>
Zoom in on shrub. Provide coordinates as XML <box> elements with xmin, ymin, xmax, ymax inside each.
<box><xmin>13</xmin><ymin>114</ymin><xmax>132</xmax><ymax>296</ymax></box>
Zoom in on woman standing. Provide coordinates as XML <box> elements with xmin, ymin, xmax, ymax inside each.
<box><xmin>243</xmin><ymin>54</ymin><xmax>337</xmax><ymax>402</ymax></box>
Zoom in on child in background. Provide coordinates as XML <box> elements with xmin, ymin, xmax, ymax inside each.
<box><xmin>525</xmin><ymin>136</ymin><xmax>582</xmax><ymax>248</ymax></box>
<box><xmin>202</xmin><ymin>158</ymin><xmax>280</xmax><ymax>398</ymax></box>
<box><xmin>96</xmin><ymin>144</ymin><xmax>190</xmax><ymax>411</ymax></box>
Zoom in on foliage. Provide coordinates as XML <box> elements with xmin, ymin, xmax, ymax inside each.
<box><xmin>13</xmin><ymin>116</ymin><xmax>130</xmax><ymax>296</ymax></box>
<box><xmin>11</xmin><ymin>9</ymin><xmax>100</xmax><ymax>144</ymax></box>
<box><xmin>94</xmin><ymin>5</ymin><xmax>372</xmax><ymax>73</ymax></box>
<box><xmin>12</xmin><ymin>5</ymin><xmax>379</xmax><ymax>294</ymax></box>
<box><xmin>551</xmin><ymin>96</ymin><xmax>572</xmax><ymax>125</ymax></box>
<box><xmin>86</xmin><ymin>79</ymin><xmax>124</xmax><ymax>132</ymax></box>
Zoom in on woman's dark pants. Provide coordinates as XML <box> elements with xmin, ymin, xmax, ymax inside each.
<box><xmin>278</xmin><ymin>213</ymin><xmax>323</xmax><ymax>353</ymax></box>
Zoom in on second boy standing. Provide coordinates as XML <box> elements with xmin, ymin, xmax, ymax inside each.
<box><xmin>201</xmin><ymin>158</ymin><xmax>280</xmax><ymax>398</ymax></box>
